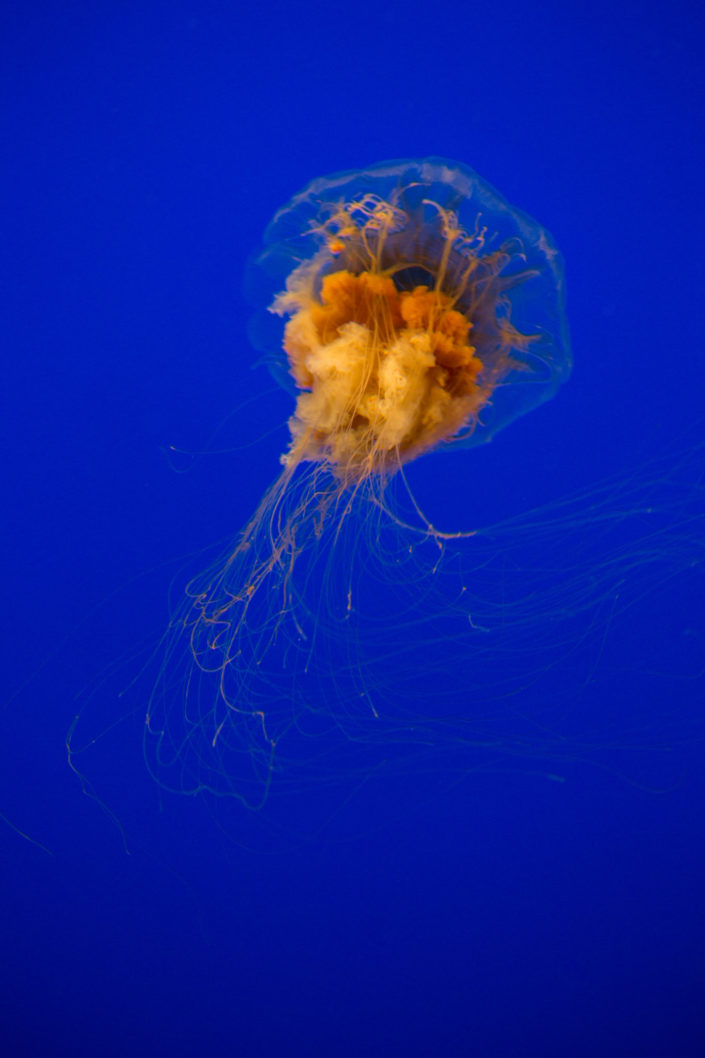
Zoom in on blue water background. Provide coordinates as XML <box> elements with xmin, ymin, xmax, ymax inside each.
<box><xmin>2</xmin><ymin>2</ymin><xmax>704</xmax><ymax>1055</ymax></box>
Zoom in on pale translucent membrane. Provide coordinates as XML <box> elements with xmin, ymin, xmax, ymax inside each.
<box><xmin>249</xmin><ymin>157</ymin><xmax>571</xmax><ymax>454</ymax></box>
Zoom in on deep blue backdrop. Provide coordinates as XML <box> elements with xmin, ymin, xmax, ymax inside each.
<box><xmin>2</xmin><ymin>2</ymin><xmax>704</xmax><ymax>1055</ymax></box>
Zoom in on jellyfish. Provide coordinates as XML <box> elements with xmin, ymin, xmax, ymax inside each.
<box><xmin>145</xmin><ymin>158</ymin><xmax>573</xmax><ymax>807</ymax></box>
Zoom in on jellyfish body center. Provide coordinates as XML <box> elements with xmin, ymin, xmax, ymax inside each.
<box><xmin>273</xmin><ymin>193</ymin><xmax>530</xmax><ymax>481</ymax></box>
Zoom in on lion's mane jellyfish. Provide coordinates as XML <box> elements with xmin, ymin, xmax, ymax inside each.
<box><xmin>146</xmin><ymin>159</ymin><xmax>572</xmax><ymax>806</ymax></box>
